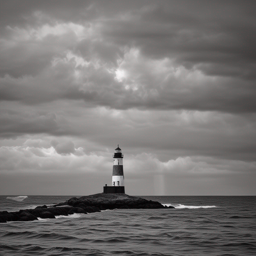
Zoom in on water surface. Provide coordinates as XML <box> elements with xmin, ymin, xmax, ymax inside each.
<box><xmin>0</xmin><ymin>196</ymin><xmax>255</xmax><ymax>255</ymax></box>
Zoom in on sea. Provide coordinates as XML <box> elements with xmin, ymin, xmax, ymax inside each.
<box><xmin>0</xmin><ymin>196</ymin><xmax>255</xmax><ymax>256</ymax></box>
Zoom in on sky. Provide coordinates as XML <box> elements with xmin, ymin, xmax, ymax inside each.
<box><xmin>0</xmin><ymin>0</ymin><xmax>256</xmax><ymax>195</ymax></box>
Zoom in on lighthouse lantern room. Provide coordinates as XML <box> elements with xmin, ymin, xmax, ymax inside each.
<box><xmin>103</xmin><ymin>145</ymin><xmax>125</xmax><ymax>194</ymax></box>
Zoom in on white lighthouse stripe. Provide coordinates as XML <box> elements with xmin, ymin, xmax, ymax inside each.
<box><xmin>113</xmin><ymin>158</ymin><xmax>123</xmax><ymax>165</ymax></box>
<box><xmin>112</xmin><ymin>175</ymin><xmax>124</xmax><ymax>186</ymax></box>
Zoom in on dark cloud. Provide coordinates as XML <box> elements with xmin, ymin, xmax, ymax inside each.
<box><xmin>0</xmin><ymin>103</ymin><xmax>70</xmax><ymax>138</ymax></box>
<box><xmin>0</xmin><ymin>1</ymin><xmax>255</xmax><ymax>114</ymax></box>
<box><xmin>0</xmin><ymin>1</ymin><xmax>255</xmax><ymax>195</ymax></box>
<box><xmin>102</xmin><ymin>2</ymin><xmax>256</xmax><ymax>80</ymax></box>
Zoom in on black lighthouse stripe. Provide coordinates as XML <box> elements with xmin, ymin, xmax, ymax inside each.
<box><xmin>113</xmin><ymin>165</ymin><xmax>124</xmax><ymax>176</ymax></box>
<box><xmin>113</xmin><ymin>152</ymin><xmax>123</xmax><ymax>158</ymax></box>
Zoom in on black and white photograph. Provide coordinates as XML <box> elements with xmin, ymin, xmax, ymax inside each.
<box><xmin>0</xmin><ymin>0</ymin><xmax>255</xmax><ymax>255</ymax></box>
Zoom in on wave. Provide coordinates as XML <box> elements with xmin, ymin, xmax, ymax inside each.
<box><xmin>55</xmin><ymin>213</ymin><xmax>81</xmax><ymax>219</ymax></box>
<box><xmin>37</xmin><ymin>213</ymin><xmax>81</xmax><ymax>221</ymax></box>
<box><xmin>163</xmin><ymin>203</ymin><xmax>216</xmax><ymax>209</ymax></box>
<box><xmin>6</xmin><ymin>196</ymin><xmax>28</xmax><ymax>202</ymax></box>
<box><xmin>37</xmin><ymin>218</ymin><xmax>48</xmax><ymax>222</ymax></box>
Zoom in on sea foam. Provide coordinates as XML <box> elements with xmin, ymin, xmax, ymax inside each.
<box><xmin>37</xmin><ymin>213</ymin><xmax>81</xmax><ymax>221</ymax></box>
<box><xmin>55</xmin><ymin>213</ymin><xmax>81</xmax><ymax>219</ymax></box>
<box><xmin>163</xmin><ymin>203</ymin><xmax>216</xmax><ymax>209</ymax></box>
<box><xmin>6</xmin><ymin>196</ymin><xmax>28</xmax><ymax>202</ymax></box>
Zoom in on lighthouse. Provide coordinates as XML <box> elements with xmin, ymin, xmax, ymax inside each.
<box><xmin>112</xmin><ymin>145</ymin><xmax>124</xmax><ymax>187</ymax></box>
<box><xmin>103</xmin><ymin>145</ymin><xmax>125</xmax><ymax>194</ymax></box>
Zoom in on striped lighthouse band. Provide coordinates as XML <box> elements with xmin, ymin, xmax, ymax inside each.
<box><xmin>113</xmin><ymin>165</ymin><xmax>124</xmax><ymax>176</ymax></box>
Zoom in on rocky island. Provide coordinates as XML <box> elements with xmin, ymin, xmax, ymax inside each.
<box><xmin>0</xmin><ymin>193</ymin><xmax>174</xmax><ymax>223</ymax></box>
<box><xmin>0</xmin><ymin>147</ymin><xmax>175</xmax><ymax>223</ymax></box>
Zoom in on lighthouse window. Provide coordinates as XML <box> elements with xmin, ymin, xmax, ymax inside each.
<box><xmin>117</xmin><ymin>181</ymin><xmax>119</xmax><ymax>186</ymax></box>
<box><xmin>113</xmin><ymin>181</ymin><xmax>115</xmax><ymax>186</ymax></box>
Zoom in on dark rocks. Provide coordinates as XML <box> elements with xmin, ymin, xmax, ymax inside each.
<box><xmin>0</xmin><ymin>216</ymin><xmax>6</xmax><ymax>223</ymax></box>
<box><xmin>73</xmin><ymin>207</ymin><xmax>87</xmax><ymax>214</ymax></box>
<box><xmin>44</xmin><ymin>207</ymin><xmax>70</xmax><ymax>216</ymax></box>
<box><xmin>19</xmin><ymin>211</ymin><xmax>37</xmax><ymax>221</ymax></box>
<box><xmin>39</xmin><ymin>211</ymin><xmax>55</xmax><ymax>219</ymax></box>
<box><xmin>35</xmin><ymin>205</ymin><xmax>47</xmax><ymax>209</ymax></box>
<box><xmin>0</xmin><ymin>211</ymin><xmax>18</xmax><ymax>222</ymax></box>
<box><xmin>0</xmin><ymin>210</ymin><xmax>37</xmax><ymax>222</ymax></box>
<box><xmin>66</xmin><ymin>193</ymin><xmax>166</xmax><ymax>210</ymax></box>
<box><xmin>84</xmin><ymin>206</ymin><xmax>101</xmax><ymax>213</ymax></box>
<box><xmin>0</xmin><ymin>193</ymin><xmax>174</xmax><ymax>223</ymax></box>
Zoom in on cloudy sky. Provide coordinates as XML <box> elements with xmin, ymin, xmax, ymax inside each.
<box><xmin>0</xmin><ymin>0</ymin><xmax>256</xmax><ymax>195</ymax></box>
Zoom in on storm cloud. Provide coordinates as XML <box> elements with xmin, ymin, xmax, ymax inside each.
<box><xmin>0</xmin><ymin>0</ymin><xmax>255</xmax><ymax>195</ymax></box>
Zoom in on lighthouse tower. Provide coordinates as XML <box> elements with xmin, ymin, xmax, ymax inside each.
<box><xmin>103</xmin><ymin>145</ymin><xmax>125</xmax><ymax>194</ymax></box>
<box><xmin>112</xmin><ymin>145</ymin><xmax>124</xmax><ymax>187</ymax></box>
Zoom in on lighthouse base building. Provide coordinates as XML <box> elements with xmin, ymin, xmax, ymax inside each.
<box><xmin>103</xmin><ymin>145</ymin><xmax>125</xmax><ymax>194</ymax></box>
<box><xmin>103</xmin><ymin>185</ymin><xmax>125</xmax><ymax>194</ymax></box>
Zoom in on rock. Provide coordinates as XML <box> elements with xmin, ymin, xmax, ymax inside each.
<box><xmin>68</xmin><ymin>207</ymin><xmax>87</xmax><ymax>214</ymax></box>
<box><xmin>76</xmin><ymin>203</ymin><xmax>86</xmax><ymax>209</ymax></box>
<box><xmin>68</xmin><ymin>208</ymin><xmax>75</xmax><ymax>214</ymax></box>
<box><xmin>47</xmin><ymin>207</ymin><xmax>70</xmax><ymax>216</ymax></box>
<box><xmin>74</xmin><ymin>207</ymin><xmax>87</xmax><ymax>213</ymax></box>
<box><xmin>0</xmin><ymin>192</ymin><xmax>174</xmax><ymax>222</ymax></box>
<box><xmin>84</xmin><ymin>206</ymin><xmax>100</xmax><ymax>213</ymax></box>
<box><xmin>64</xmin><ymin>193</ymin><xmax>168</xmax><ymax>210</ymax></box>
<box><xmin>35</xmin><ymin>205</ymin><xmax>47</xmax><ymax>209</ymax></box>
<box><xmin>67</xmin><ymin>197</ymin><xmax>80</xmax><ymax>206</ymax></box>
<box><xmin>0</xmin><ymin>216</ymin><xmax>6</xmax><ymax>223</ymax></box>
<box><xmin>54</xmin><ymin>202</ymin><xmax>67</xmax><ymax>207</ymax></box>
<box><xmin>39</xmin><ymin>211</ymin><xmax>55</xmax><ymax>219</ymax></box>
<box><xmin>0</xmin><ymin>211</ymin><xmax>14</xmax><ymax>222</ymax></box>
<box><xmin>0</xmin><ymin>211</ymin><xmax>9</xmax><ymax>222</ymax></box>
<box><xmin>18</xmin><ymin>211</ymin><xmax>37</xmax><ymax>221</ymax></box>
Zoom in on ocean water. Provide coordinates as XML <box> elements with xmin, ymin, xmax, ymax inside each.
<box><xmin>0</xmin><ymin>196</ymin><xmax>255</xmax><ymax>256</ymax></box>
